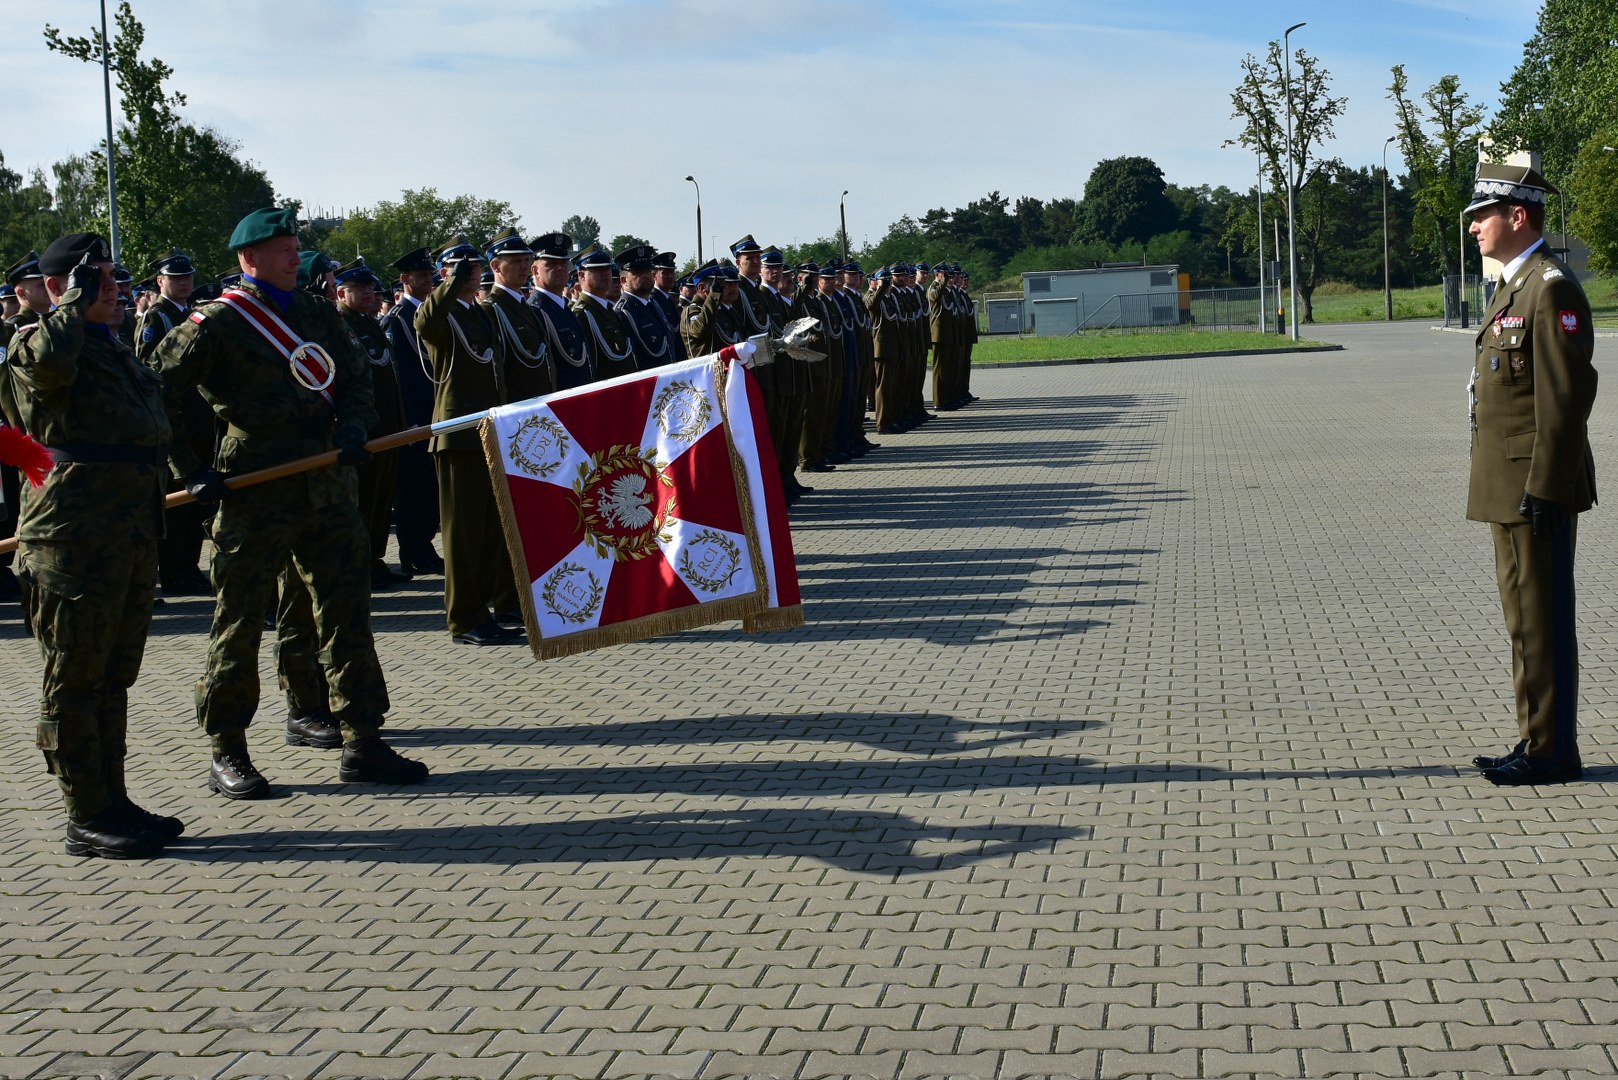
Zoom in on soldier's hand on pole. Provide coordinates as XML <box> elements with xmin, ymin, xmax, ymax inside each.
<box><xmin>184</xmin><ymin>468</ymin><xmax>231</xmax><ymax>503</ymax></box>
<box><xmin>336</xmin><ymin>424</ymin><xmax>372</xmax><ymax>467</ymax></box>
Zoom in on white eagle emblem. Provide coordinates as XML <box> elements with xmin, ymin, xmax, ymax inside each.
<box><xmin>597</xmin><ymin>473</ymin><xmax>653</xmax><ymax>529</ymax></box>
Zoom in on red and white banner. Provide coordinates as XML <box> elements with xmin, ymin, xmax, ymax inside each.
<box><xmin>483</xmin><ymin>351</ymin><xmax>803</xmax><ymax>659</ymax></box>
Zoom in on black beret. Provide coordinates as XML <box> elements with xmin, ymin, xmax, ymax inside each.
<box><xmin>38</xmin><ymin>233</ymin><xmax>112</xmax><ymax>276</ymax></box>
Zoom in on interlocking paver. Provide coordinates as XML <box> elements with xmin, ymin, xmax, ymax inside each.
<box><xmin>7</xmin><ymin>325</ymin><xmax>1618</xmax><ymax>1078</ymax></box>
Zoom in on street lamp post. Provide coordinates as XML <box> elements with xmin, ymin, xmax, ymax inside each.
<box><xmin>684</xmin><ymin>175</ymin><xmax>702</xmax><ymax>265</ymax></box>
<box><xmin>1255</xmin><ymin>157</ymin><xmax>1266</xmax><ymax>332</ymax></box>
<box><xmin>839</xmin><ymin>190</ymin><xmax>849</xmax><ymax>263</ymax></box>
<box><xmin>1382</xmin><ymin>135</ymin><xmax>1396</xmax><ymax>322</ymax></box>
<box><xmin>99</xmin><ymin>0</ymin><xmax>121</xmax><ymax>261</ymax></box>
<box><xmin>1283</xmin><ymin>21</ymin><xmax>1305</xmax><ymax>341</ymax></box>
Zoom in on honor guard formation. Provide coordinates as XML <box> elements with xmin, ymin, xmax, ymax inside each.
<box><xmin>0</xmin><ymin>210</ymin><xmax>982</xmax><ymax>859</ymax></box>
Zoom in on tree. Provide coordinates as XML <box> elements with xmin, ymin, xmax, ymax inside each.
<box><xmin>1076</xmin><ymin>157</ymin><xmax>1179</xmax><ymax>248</ymax></box>
<box><xmin>607</xmin><ymin>233</ymin><xmax>648</xmax><ymax>256</ymax></box>
<box><xmin>1568</xmin><ymin>134</ymin><xmax>1618</xmax><ymax>276</ymax></box>
<box><xmin>1389</xmin><ymin>66</ymin><xmax>1483</xmax><ymax>278</ymax></box>
<box><xmin>559</xmin><ymin>214</ymin><xmax>601</xmax><ymax>249</ymax></box>
<box><xmin>0</xmin><ymin>152</ymin><xmax>59</xmax><ymax>258</ymax></box>
<box><xmin>43</xmin><ymin>1</ymin><xmax>277</xmax><ymax>274</ymax></box>
<box><xmin>322</xmin><ymin>188</ymin><xmax>518</xmax><ymax>265</ymax></box>
<box><xmin>1226</xmin><ymin>40</ymin><xmax>1348</xmax><ymax>321</ymax></box>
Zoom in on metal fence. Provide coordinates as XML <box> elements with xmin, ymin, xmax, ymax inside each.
<box><xmin>1440</xmin><ymin>274</ymin><xmax>1489</xmax><ymax>329</ymax></box>
<box><xmin>980</xmin><ymin>287</ymin><xmax>1284</xmax><ymax>336</ymax></box>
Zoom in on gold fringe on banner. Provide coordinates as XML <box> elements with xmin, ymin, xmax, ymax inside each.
<box><xmin>743</xmin><ymin>604</ymin><xmax>805</xmax><ymax>634</ymax></box>
<box><xmin>536</xmin><ymin>592</ymin><xmax>763</xmax><ymax>660</ymax></box>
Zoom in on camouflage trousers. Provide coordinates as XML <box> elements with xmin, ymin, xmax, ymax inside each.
<box><xmin>19</xmin><ymin>537</ymin><xmax>157</xmax><ymax>820</ymax></box>
<box><xmin>274</xmin><ymin>563</ymin><xmax>330</xmax><ymax>718</ymax></box>
<box><xmin>197</xmin><ymin>473</ymin><xmax>387</xmax><ymax>744</ymax></box>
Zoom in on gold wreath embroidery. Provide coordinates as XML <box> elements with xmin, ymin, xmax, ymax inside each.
<box><xmin>652</xmin><ymin>380</ymin><xmax>712</xmax><ymax>445</ymax></box>
<box><xmin>677</xmin><ymin>529</ymin><xmax>744</xmax><ymax>593</ymax></box>
<box><xmin>541</xmin><ymin>562</ymin><xmax>604</xmax><ymax>625</ymax></box>
<box><xmin>508</xmin><ymin>414</ymin><xmax>571</xmax><ymax>480</ymax></box>
<box><xmin>572</xmin><ymin>444</ymin><xmax>676</xmax><ymax>562</ymax></box>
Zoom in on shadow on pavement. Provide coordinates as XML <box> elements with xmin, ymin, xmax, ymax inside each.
<box><xmin>170</xmin><ymin>806</ymin><xmax>1087</xmax><ymax>876</ymax></box>
<box><xmin>387</xmin><ymin>709</ymin><xmax>1102</xmax><ymax>755</ymax></box>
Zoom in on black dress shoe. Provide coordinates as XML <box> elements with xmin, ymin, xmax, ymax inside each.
<box><xmin>453</xmin><ymin>620</ymin><xmax>522</xmax><ymax>646</ymax></box>
<box><xmin>65</xmin><ymin>810</ymin><xmax>164</xmax><ymax>859</ymax></box>
<box><xmin>803</xmin><ymin>462</ymin><xmax>834</xmax><ymax>473</ymax></box>
<box><xmin>286</xmin><ymin>708</ymin><xmax>343</xmax><ymax>749</ymax></box>
<box><xmin>371</xmin><ymin>562</ymin><xmax>411</xmax><ymax>590</ymax></box>
<box><xmin>861</xmin><ymin>440</ymin><xmax>881</xmax><ymax>451</ymax></box>
<box><xmin>792</xmin><ymin>481</ymin><xmax>814</xmax><ymax>494</ymax></box>
<box><xmin>1472</xmin><ymin>740</ymin><xmax>1526</xmax><ymax>770</ymax></box>
<box><xmin>401</xmin><ymin>552</ymin><xmax>445</xmax><ymax>576</ymax></box>
<box><xmin>494</xmin><ymin>609</ymin><xmax>525</xmax><ymax>631</ymax></box>
<box><xmin>112</xmin><ymin>795</ymin><xmax>185</xmax><ymax>842</ymax></box>
<box><xmin>1483</xmin><ymin>755</ymin><xmax>1582</xmax><ymax>786</ymax></box>
<box><xmin>339</xmin><ymin>737</ymin><xmax>430</xmax><ymax>785</ymax></box>
<box><xmin>208</xmin><ymin>750</ymin><xmax>272</xmax><ymax>800</ymax></box>
<box><xmin>877</xmin><ymin>425</ymin><xmax>900</xmax><ymax>435</ymax></box>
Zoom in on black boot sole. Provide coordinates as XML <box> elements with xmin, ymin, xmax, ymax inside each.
<box><xmin>285</xmin><ymin>732</ymin><xmax>344</xmax><ymax>749</ymax></box>
<box><xmin>206</xmin><ymin>776</ymin><xmax>272</xmax><ymax>800</ymax></box>
<box><xmin>65</xmin><ymin>837</ymin><xmax>162</xmax><ymax>859</ymax></box>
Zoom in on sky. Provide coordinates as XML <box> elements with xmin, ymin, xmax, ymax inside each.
<box><xmin>2</xmin><ymin>0</ymin><xmax>1542</xmax><ymax>257</ymax></box>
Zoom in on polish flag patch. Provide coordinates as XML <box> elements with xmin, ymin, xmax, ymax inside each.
<box><xmin>1560</xmin><ymin>310</ymin><xmax>1580</xmax><ymax>334</ymax></box>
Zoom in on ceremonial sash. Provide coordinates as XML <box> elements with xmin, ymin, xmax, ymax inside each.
<box><xmin>217</xmin><ymin>288</ymin><xmax>337</xmax><ymax>408</ymax></box>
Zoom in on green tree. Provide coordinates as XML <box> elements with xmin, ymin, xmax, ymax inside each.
<box><xmin>559</xmin><ymin>214</ymin><xmax>601</xmax><ymax>249</ymax></box>
<box><xmin>43</xmin><ymin>1</ymin><xmax>277</xmax><ymax>274</ymax></box>
<box><xmin>1226</xmin><ymin>39</ymin><xmax>1349</xmax><ymax>321</ymax></box>
<box><xmin>0</xmin><ymin>152</ymin><xmax>59</xmax><ymax>259</ymax></box>
<box><xmin>1568</xmin><ymin>134</ymin><xmax>1618</xmax><ymax>275</ymax></box>
<box><xmin>1076</xmin><ymin>156</ymin><xmax>1179</xmax><ymax>247</ymax></box>
<box><xmin>607</xmin><ymin>233</ymin><xmax>649</xmax><ymax>256</ymax></box>
<box><xmin>1389</xmin><ymin>66</ymin><xmax>1483</xmax><ymax>277</ymax></box>
<box><xmin>322</xmin><ymin>188</ymin><xmax>518</xmax><ymax>266</ymax></box>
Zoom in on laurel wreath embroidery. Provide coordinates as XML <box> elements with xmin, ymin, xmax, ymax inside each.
<box><xmin>508</xmin><ymin>414</ymin><xmax>571</xmax><ymax>479</ymax></box>
<box><xmin>572</xmin><ymin>444</ymin><xmax>676</xmax><ymax>561</ymax></box>
<box><xmin>652</xmin><ymin>381</ymin><xmax>712</xmax><ymax>444</ymax></box>
<box><xmin>678</xmin><ymin>530</ymin><xmax>744</xmax><ymax>593</ymax></box>
<box><xmin>541</xmin><ymin>562</ymin><xmax>604</xmax><ymax>625</ymax></box>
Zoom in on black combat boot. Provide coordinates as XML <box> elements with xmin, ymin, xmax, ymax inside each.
<box><xmin>339</xmin><ymin>737</ymin><xmax>430</xmax><ymax>785</ymax></box>
<box><xmin>285</xmin><ymin>707</ymin><xmax>343</xmax><ymax>749</ymax></box>
<box><xmin>66</xmin><ymin>809</ymin><xmax>164</xmax><ymax>859</ymax></box>
<box><xmin>209</xmin><ymin>740</ymin><xmax>272</xmax><ymax>800</ymax></box>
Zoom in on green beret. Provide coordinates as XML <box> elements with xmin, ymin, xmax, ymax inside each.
<box><xmin>297</xmin><ymin>249</ymin><xmax>334</xmax><ymax>289</ymax></box>
<box><xmin>229</xmin><ymin>206</ymin><xmax>299</xmax><ymax>251</ymax></box>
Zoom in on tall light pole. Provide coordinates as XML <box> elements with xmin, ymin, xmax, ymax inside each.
<box><xmin>1382</xmin><ymin>135</ymin><xmax>1396</xmax><ymax>322</ymax></box>
<box><xmin>99</xmin><ymin>0</ymin><xmax>121</xmax><ymax>261</ymax></box>
<box><xmin>684</xmin><ymin>175</ymin><xmax>702</xmax><ymax>265</ymax></box>
<box><xmin>1255</xmin><ymin>156</ymin><xmax>1266</xmax><ymax>332</ymax></box>
<box><xmin>1283</xmin><ymin>21</ymin><xmax>1305</xmax><ymax>341</ymax></box>
<box><xmin>839</xmin><ymin>190</ymin><xmax>850</xmax><ymax>263</ymax></box>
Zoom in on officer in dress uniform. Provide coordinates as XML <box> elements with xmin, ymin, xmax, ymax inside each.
<box><xmin>729</xmin><ymin>235</ymin><xmax>777</xmax><ymax>408</ymax></box>
<box><xmin>526</xmin><ymin>232</ymin><xmax>596</xmax><ymax>391</ymax></box>
<box><xmin>841</xmin><ymin>262</ymin><xmax>879</xmax><ymax>441</ymax></box>
<box><xmin>481</xmin><ymin>228</ymin><xmax>556</xmax><ymax>404</ymax></box>
<box><xmin>829</xmin><ymin>261</ymin><xmax>870</xmax><ymax>461</ymax></box>
<box><xmin>1462</xmin><ymin>164</ymin><xmax>1598</xmax><ymax>786</ymax></box>
<box><xmin>758</xmin><ymin>247</ymin><xmax>809</xmax><ymax>501</ymax></box>
<box><xmin>416</xmin><ymin>237</ymin><xmax>521</xmax><ymax>647</ymax></box>
<box><xmin>927</xmin><ymin>261</ymin><xmax>957</xmax><ymax>412</ymax></box>
<box><xmin>135</xmin><ymin>250</ymin><xmax>216</xmax><ymax>598</ymax></box>
<box><xmin>383</xmin><ymin>247</ymin><xmax>445</xmax><ymax>576</ymax></box>
<box><xmin>651</xmin><ymin>251</ymin><xmax>686</xmax><ymax>361</ymax></box>
<box><xmin>153</xmin><ymin>207</ymin><xmax>429</xmax><ymax>799</ymax></box>
<box><xmin>571</xmin><ymin>245</ymin><xmax>637</xmax><ymax>381</ymax></box>
<box><xmin>683</xmin><ymin>261</ymin><xmax>747</xmax><ymax>359</ymax></box>
<box><xmin>866</xmin><ymin>266</ymin><xmax>903</xmax><ymax>434</ymax></box>
<box><xmin>615</xmin><ymin>244</ymin><xmax>680</xmax><ymax>369</ymax></box>
<box><xmin>793</xmin><ymin>263</ymin><xmax>845</xmax><ymax>474</ymax></box>
<box><xmin>2</xmin><ymin>253</ymin><xmax>50</xmax><ymax>603</ymax></box>
<box><xmin>8</xmin><ymin>232</ymin><xmax>180</xmax><ymax>857</ymax></box>
<box><xmin>958</xmin><ymin>266</ymin><xmax>979</xmax><ymax>405</ymax></box>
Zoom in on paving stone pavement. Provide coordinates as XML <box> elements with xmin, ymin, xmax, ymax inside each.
<box><xmin>5</xmin><ymin>322</ymin><xmax>1618</xmax><ymax>1080</ymax></box>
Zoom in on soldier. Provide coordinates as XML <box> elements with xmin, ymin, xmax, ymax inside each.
<box><xmin>5</xmin><ymin>253</ymin><xmax>49</xmax><ymax>334</ymax></box>
<box><xmin>682</xmin><ymin>262</ymin><xmax>746</xmax><ymax>359</ymax></box>
<box><xmin>866</xmin><ymin>266</ymin><xmax>904</xmax><ymax>434</ymax></box>
<box><xmin>572</xmin><ymin>245</ymin><xmax>638</xmax><ymax>381</ymax></box>
<box><xmin>927</xmin><ymin>262</ymin><xmax>957</xmax><ymax>412</ymax></box>
<box><xmin>759</xmin><ymin>247</ymin><xmax>809</xmax><ymax>501</ymax></box>
<box><xmin>482</xmin><ymin>228</ymin><xmax>556</xmax><ymax>404</ymax></box>
<box><xmin>953</xmin><ymin>264</ymin><xmax>980</xmax><ymax>406</ymax></box>
<box><xmin>2</xmin><ymin>256</ymin><xmax>50</xmax><ymax>604</ymax></box>
<box><xmin>0</xmin><ymin>281</ymin><xmax>18</xmax><ymax>322</ymax></box>
<box><xmin>333</xmin><ymin>259</ymin><xmax>408</xmax><ymax>589</ymax></box>
<box><xmin>1462</xmin><ymin>165</ymin><xmax>1598</xmax><ymax>786</ymax></box>
<box><xmin>526</xmin><ymin>232</ymin><xmax>596</xmax><ymax>391</ymax></box>
<box><xmin>651</xmin><ymin>251</ymin><xmax>685</xmax><ymax>354</ymax></box>
<box><xmin>153</xmin><ymin>206</ymin><xmax>429</xmax><ymax>798</ymax></box>
<box><xmin>111</xmin><ymin>265</ymin><xmax>137</xmax><ymax>348</ymax></box>
<box><xmin>135</xmin><ymin>250</ymin><xmax>216</xmax><ymax>598</ymax></box>
<box><xmin>828</xmin><ymin>261</ymin><xmax>869</xmax><ymax>461</ymax></box>
<box><xmin>417</xmin><ymin>237</ymin><xmax>521</xmax><ymax>647</ymax></box>
<box><xmin>795</xmin><ymin>263</ymin><xmax>845</xmax><ymax>474</ymax></box>
<box><xmin>616</xmin><ymin>244</ymin><xmax>680</xmax><ymax>369</ymax></box>
<box><xmin>8</xmin><ymin>232</ymin><xmax>179</xmax><ymax>857</ymax></box>
<box><xmin>383</xmin><ymin>247</ymin><xmax>444</xmax><ymax>576</ymax></box>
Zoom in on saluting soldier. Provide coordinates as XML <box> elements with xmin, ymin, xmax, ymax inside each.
<box><xmin>526</xmin><ymin>232</ymin><xmax>596</xmax><ymax>391</ymax></box>
<box><xmin>927</xmin><ymin>262</ymin><xmax>957</xmax><ymax>411</ymax></box>
<box><xmin>683</xmin><ymin>262</ymin><xmax>747</xmax><ymax>359</ymax></box>
<box><xmin>615</xmin><ymin>244</ymin><xmax>680</xmax><ymax>370</ymax></box>
<box><xmin>416</xmin><ymin>237</ymin><xmax>522</xmax><ymax>646</ymax></box>
<box><xmin>154</xmin><ymin>207</ymin><xmax>429</xmax><ymax>799</ymax></box>
<box><xmin>1462</xmin><ymin>164</ymin><xmax>1599</xmax><ymax>786</ymax></box>
<box><xmin>866</xmin><ymin>266</ymin><xmax>902</xmax><ymax>434</ymax></box>
<box><xmin>382</xmin><ymin>247</ymin><xmax>444</xmax><ymax>576</ymax></box>
<box><xmin>571</xmin><ymin>245</ymin><xmax>638</xmax><ymax>381</ymax></box>
<box><xmin>136</xmin><ymin>249</ymin><xmax>216</xmax><ymax>597</ymax></box>
<box><xmin>7</xmin><ymin>232</ymin><xmax>179</xmax><ymax>857</ymax></box>
<box><xmin>482</xmin><ymin>228</ymin><xmax>555</xmax><ymax>404</ymax></box>
<box><xmin>3</xmin><ymin>253</ymin><xmax>50</xmax><ymax>603</ymax></box>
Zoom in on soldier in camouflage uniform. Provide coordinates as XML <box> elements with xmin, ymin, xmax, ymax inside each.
<box><xmin>7</xmin><ymin>232</ymin><xmax>180</xmax><ymax>858</ymax></box>
<box><xmin>153</xmin><ymin>207</ymin><xmax>429</xmax><ymax>798</ymax></box>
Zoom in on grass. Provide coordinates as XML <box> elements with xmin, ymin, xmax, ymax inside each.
<box><xmin>1304</xmin><ymin>277</ymin><xmax>1618</xmax><ymax>325</ymax></box>
<box><xmin>969</xmin><ymin>330</ymin><xmax>1333</xmax><ymax>365</ymax></box>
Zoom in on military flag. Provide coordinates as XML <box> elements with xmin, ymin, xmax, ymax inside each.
<box><xmin>483</xmin><ymin>348</ymin><xmax>802</xmax><ymax>659</ymax></box>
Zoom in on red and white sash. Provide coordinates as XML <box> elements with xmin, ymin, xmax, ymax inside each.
<box><xmin>216</xmin><ymin>288</ymin><xmax>337</xmax><ymax>408</ymax></box>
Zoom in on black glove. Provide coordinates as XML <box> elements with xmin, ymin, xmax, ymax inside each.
<box><xmin>68</xmin><ymin>255</ymin><xmax>102</xmax><ymax>308</ymax></box>
<box><xmin>1519</xmin><ymin>492</ymin><xmax>1564</xmax><ymax>538</ymax></box>
<box><xmin>184</xmin><ymin>469</ymin><xmax>230</xmax><ymax>502</ymax></box>
<box><xmin>450</xmin><ymin>258</ymin><xmax>476</xmax><ymax>285</ymax></box>
<box><xmin>336</xmin><ymin>424</ymin><xmax>371</xmax><ymax>467</ymax></box>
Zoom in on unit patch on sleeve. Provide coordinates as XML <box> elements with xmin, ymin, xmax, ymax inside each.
<box><xmin>1560</xmin><ymin>310</ymin><xmax>1580</xmax><ymax>334</ymax></box>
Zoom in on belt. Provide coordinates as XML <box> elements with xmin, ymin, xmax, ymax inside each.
<box><xmin>46</xmin><ymin>443</ymin><xmax>167</xmax><ymax>466</ymax></box>
<box><xmin>225</xmin><ymin>419</ymin><xmax>331</xmax><ymax>441</ymax></box>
